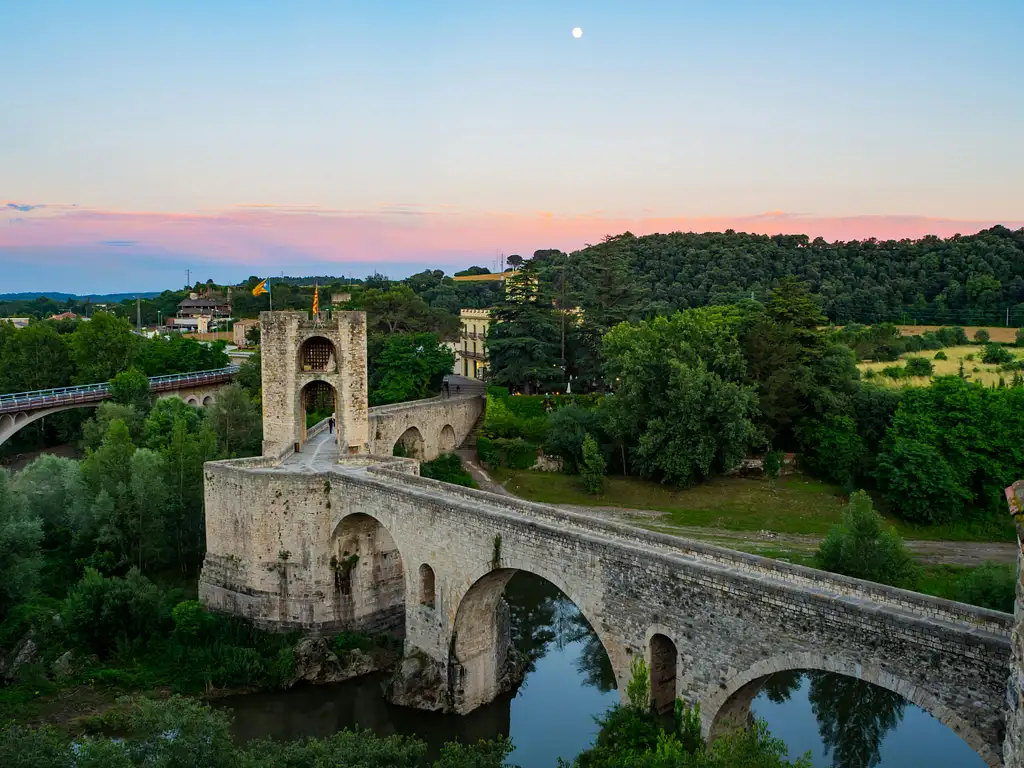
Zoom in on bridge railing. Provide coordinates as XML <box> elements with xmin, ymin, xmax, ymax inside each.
<box><xmin>0</xmin><ymin>366</ymin><xmax>240</xmax><ymax>412</ymax></box>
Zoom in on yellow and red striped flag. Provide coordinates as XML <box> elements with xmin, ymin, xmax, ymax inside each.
<box><xmin>312</xmin><ymin>282</ymin><xmax>319</xmax><ymax>315</ymax></box>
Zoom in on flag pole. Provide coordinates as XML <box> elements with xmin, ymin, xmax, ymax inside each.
<box><xmin>268</xmin><ymin>275</ymin><xmax>273</xmax><ymax>311</ymax></box>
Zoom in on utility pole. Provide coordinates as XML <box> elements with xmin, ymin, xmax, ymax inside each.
<box><xmin>136</xmin><ymin>296</ymin><xmax>141</xmax><ymax>332</ymax></box>
<box><xmin>186</xmin><ymin>269</ymin><xmax>191</xmax><ymax>290</ymax></box>
<box><xmin>1007</xmin><ymin>307</ymin><xmax>1011</xmax><ymax>327</ymax></box>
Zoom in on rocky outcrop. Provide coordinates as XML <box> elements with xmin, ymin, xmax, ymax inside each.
<box><xmin>384</xmin><ymin>648</ymin><xmax>449</xmax><ymax>711</ymax></box>
<box><xmin>285</xmin><ymin>636</ymin><xmax>398</xmax><ymax>688</ymax></box>
<box><xmin>1</xmin><ymin>631</ymin><xmax>38</xmax><ymax>684</ymax></box>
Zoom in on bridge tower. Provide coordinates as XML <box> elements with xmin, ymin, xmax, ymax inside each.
<box><xmin>258</xmin><ymin>310</ymin><xmax>369</xmax><ymax>457</ymax></box>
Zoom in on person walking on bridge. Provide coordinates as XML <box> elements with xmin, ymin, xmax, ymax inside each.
<box><xmin>328</xmin><ymin>416</ymin><xmax>335</xmax><ymax>434</ymax></box>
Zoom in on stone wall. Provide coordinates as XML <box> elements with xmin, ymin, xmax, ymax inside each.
<box><xmin>1006</xmin><ymin>482</ymin><xmax>1024</xmax><ymax>768</ymax></box>
<box><xmin>200</xmin><ymin>457</ymin><xmax>1012</xmax><ymax>766</ymax></box>
<box><xmin>367</xmin><ymin>395</ymin><xmax>483</xmax><ymax>460</ymax></box>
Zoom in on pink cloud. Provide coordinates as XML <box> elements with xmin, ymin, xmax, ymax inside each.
<box><xmin>2</xmin><ymin>204</ymin><xmax>1022</xmax><ymax>270</ymax></box>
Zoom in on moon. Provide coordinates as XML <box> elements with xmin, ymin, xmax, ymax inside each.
<box><xmin>572</xmin><ymin>27</ymin><xmax>583</xmax><ymax>39</ymax></box>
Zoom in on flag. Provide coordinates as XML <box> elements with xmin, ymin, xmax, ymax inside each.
<box><xmin>252</xmin><ymin>278</ymin><xmax>269</xmax><ymax>297</ymax></box>
<box><xmin>312</xmin><ymin>282</ymin><xmax>319</xmax><ymax>314</ymax></box>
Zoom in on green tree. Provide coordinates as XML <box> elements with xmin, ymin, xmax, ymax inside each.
<box><xmin>603</xmin><ymin>308</ymin><xmax>759</xmax><ymax>486</ymax></box>
<box><xmin>160</xmin><ymin>415</ymin><xmax>218</xmax><ymax>575</ymax></box>
<box><xmin>142</xmin><ymin>396</ymin><xmax>205</xmax><ymax>449</ymax></box>
<box><xmin>0</xmin><ymin>472</ymin><xmax>43</xmax><ymax>619</ymax></box>
<box><xmin>580</xmin><ymin>433</ymin><xmax>606</xmax><ymax>494</ymax></box>
<box><xmin>82</xmin><ymin>402</ymin><xmax>144</xmax><ymax>451</ymax></box>
<box><xmin>206</xmin><ymin>383</ymin><xmax>262</xmax><ymax>457</ymax></box>
<box><xmin>798</xmin><ymin>415</ymin><xmax>865</xmax><ymax>488</ymax></box>
<box><xmin>816</xmin><ymin>491</ymin><xmax>915</xmax><ymax>587</ymax></box>
<box><xmin>974</xmin><ymin>328</ymin><xmax>990</xmax><ymax>343</ymax></box>
<box><xmin>487</xmin><ymin>263</ymin><xmax>563</xmax><ymax>393</ymax></box>
<box><xmin>544</xmin><ymin>405</ymin><xmax>606</xmax><ymax>473</ymax></box>
<box><xmin>903</xmin><ymin>356</ymin><xmax>933</xmax><ymax>376</ymax></box>
<box><xmin>109</xmin><ymin>367</ymin><xmax>152</xmax><ymax>413</ymax></box>
<box><xmin>0</xmin><ymin>322</ymin><xmax>73</xmax><ymax>394</ymax></box>
<box><xmin>62</xmin><ymin>568</ymin><xmax>168</xmax><ymax>658</ymax></box>
<box><xmin>1016</xmin><ymin>328</ymin><xmax>1024</xmax><ymax>347</ymax></box>
<box><xmin>369</xmin><ymin>333</ymin><xmax>455</xmax><ymax>406</ymax></box>
<box><xmin>236</xmin><ymin>348</ymin><xmax>262</xmax><ymax>403</ymax></box>
<box><xmin>70</xmin><ymin>311</ymin><xmax>140</xmax><ymax>384</ymax></box>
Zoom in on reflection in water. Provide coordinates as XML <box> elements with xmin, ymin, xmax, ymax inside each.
<box><xmin>215</xmin><ymin>574</ymin><xmax>983</xmax><ymax>768</ymax></box>
<box><xmin>752</xmin><ymin>672</ymin><xmax>984</xmax><ymax>768</ymax></box>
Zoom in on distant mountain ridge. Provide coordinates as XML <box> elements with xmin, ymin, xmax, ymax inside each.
<box><xmin>0</xmin><ymin>291</ymin><xmax>162</xmax><ymax>302</ymax></box>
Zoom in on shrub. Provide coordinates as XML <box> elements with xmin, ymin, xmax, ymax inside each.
<box><xmin>62</xmin><ymin>568</ymin><xmax>169</xmax><ymax>658</ymax></box>
<box><xmin>798</xmin><ymin>415</ymin><xmax>864</xmax><ymax>488</ymax></box>
<box><xmin>903</xmin><ymin>356</ymin><xmax>933</xmax><ymax>377</ymax></box>
<box><xmin>476</xmin><ymin>436</ymin><xmax>537</xmax><ymax>469</ymax></box>
<box><xmin>419</xmin><ymin>454</ymin><xmax>476</xmax><ymax>488</ymax></box>
<box><xmin>816</xmin><ymin>491</ymin><xmax>915</xmax><ymax>588</ymax></box>
<box><xmin>580</xmin><ymin>433</ymin><xmax>606</xmax><ymax>495</ymax></box>
<box><xmin>974</xmin><ymin>328</ymin><xmax>991</xmax><ymax>343</ymax></box>
<box><xmin>981</xmin><ymin>343</ymin><xmax>1015</xmax><ymax>365</ymax></box>
<box><xmin>543</xmin><ymin>405</ymin><xmax>605</xmax><ymax>473</ymax></box>
<box><xmin>1017</xmin><ymin>328</ymin><xmax>1024</xmax><ymax>347</ymax></box>
<box><xmin>956</xmin><ymin>563</ymin><xmax>1016</xmax><ymax>613</ymax></box>
<box><xmin>934</xmin><ymin>350</ymin><xmax>947</xmax><ymax>360</ymax></box>
<box><xmin>763</xmin><ymin>451</ymin><xmax>785</xmax><ymax>479</ymax></box>
<box><xmin>880</xmin><ymin>365</ymin><xmax>904</xmax><ymax>379</ymax></box>
<box><xmin>476</xmin><ymin>436</ymin><xmax>498</xmax><ymax>466</ymax></box>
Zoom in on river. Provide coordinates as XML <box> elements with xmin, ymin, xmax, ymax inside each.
<box><xmin>215</xmin><ymin>572</ymin><xmax>986</xmax><ymax>767</ymax></box>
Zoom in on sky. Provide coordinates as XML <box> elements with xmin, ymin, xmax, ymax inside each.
<box><xmin>2</xmin><ymin>0</ymin><xmax>1023</xmax><ymax>293</ymax></box>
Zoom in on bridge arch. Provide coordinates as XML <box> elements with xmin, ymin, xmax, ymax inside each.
<box><xmin>202</xmin><ymin>395</ymin><xmax>214</xmax><ymax>407</ymax></box>
<box><xmin>448</xmin><ymin>564</ymin><xmax>623</xmax><ymax>714</ymax></box>
<box><xmin>702</xmin><ymin>650</ymin><xmax>999</xmax><ymax>767</ymax></box>
<box><xmin>300</xmin><ymin>380</ymin><xmax>337</xmax><ymax>442</ymax></box>
<box><xmin>393</xmin><ymin>426</ymin><xmax>424</xmax><ymax>459</ymax></box>
<box><xmin>439</xmin><ymin>424</ymin><xmax>457</xmax><ymax>452</ymax></box>
<box><xmin>329</xmin><ymin>511</ymin><xmax>405</xmax><ymax>634</ymax></box>
<box><xmin>646</xmin><ymin>627</ymin><xmax>679</xmax><ymax>713</ymax></box>
<box><xmin>186</xmin><ymin>396</ymin><xmax>199</xmax><ymax>406</ymax></box>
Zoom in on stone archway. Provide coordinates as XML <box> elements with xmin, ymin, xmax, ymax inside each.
<box><xmin>329</xmin><ymin>512</ymin><xmax>405</xmax><ymax>635</ymax></box>
<box><xmin>186</xmin><ymin>397</ymin><xmax>199</xmax><ymax>406</ymax></box>
<box><xmin>439</xmin><ymin>424</ymin><xmax>457</xmax><ymax>452</ymax></box>
<box><xmin>300</xmin><ymin>380</ymin><xmax>337</xmax><ymax>443</ymax></box>
<box><xmin>202</xmin><ymin>395</ymin><xmax>214</xmax><ymax>407</ymax></box>
<box><xmin>393</xmin><ymin>426</ymin><xmax>424</xmax><ymax>459</ymax></box>
<box><xmin>703</xmin><ymin>651</ymin><xmax>1000</xmax><ymax>768</ymax></box>
<box><xmin>448</xmin><ymin>567</ymin><xmax>619</xmax><ymax>714</ymax></box>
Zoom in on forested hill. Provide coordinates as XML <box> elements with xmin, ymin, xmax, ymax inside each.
<box><xmin>571</xmin><ymin>226</ymin><xmax>1024</xmax><ymax>326</ymax></box>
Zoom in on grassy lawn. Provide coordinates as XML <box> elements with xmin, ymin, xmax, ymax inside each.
<box><xmin>492</xmin><ymin>469</ymin><xmax>1016</xmax><ymax>542</ymax></box>
<box><xmin>858</xmin><ymin>344</ymin><xmax>1024</xmax><ymax>388</ymax></box>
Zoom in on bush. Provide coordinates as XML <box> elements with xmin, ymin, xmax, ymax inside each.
<box><xmin>580</xmin><ymin>434</ymin><xmax>606</xmax><ymax>495</ymax></box>
<box><xmin>544</xmin><ymin>405</ymin><xmax>606</xmax><ymax>473</ymax></box>
<box><xmin>956</xmin><ymin>562</ymin><xmax>1016</xmax><ymax>613</ymax></box>
<box><xmin>476</xmin><ymin>437</ymin><xmax>537</xmax><ymax>469</ymax></box>
<box><xmin>903</xmin><ymin>356</ymin><xmax>933</xmax><ymax>377</ymax></box>
<box><xmin>798</xmin><ymin>415</ymin><xmax>864</xmax><ymax>488</ymax></box>
<box><xmin>62</xmin><ymin>568</ymin><xmax>169</xmax><ymax>658</ymax></box>
<box><xmin>1017</xmin><ymin>328</ymin><xmax>1024</xmax><ymax>347</ymax></box>
<box><xmin>974</xmin><ymin>328</ymin><xmax>991</xmax><ymax>343</ymax></box>
<box><xmin>981</xmin><ymin>343</ymin><xmax>1015</xmax><ymax>365</ymax></box>
<box><xmin>816</xmin><ymin>491</ymin><xmax>915</xmax><ymax>588</ymax></box>
<box><xmin>934</xmin><ymin>350</ymin><xmax>947</xmax><ymax>360</ymax></box>
<box><xmin>880</xmin><ymin>365</ymin><xmax>904</xmax><ymax>379</ymax></box>
<box><xmin>419</xmin><ymin>454</ymin><xmax>476</xmax><ymax>488</ymax></box>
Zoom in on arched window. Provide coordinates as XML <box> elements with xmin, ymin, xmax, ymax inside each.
<box><xmin>419</xmin><ymin>564</ymin><xmax>436</xmax><ymax>607</ymax></box>
<box><xmin>300</xmin><ymin>336</ymin><xmax>337</xmax><ymax>372</ymax></box>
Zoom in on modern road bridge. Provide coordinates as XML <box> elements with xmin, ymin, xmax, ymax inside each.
<box><xmin>0</xmin><ymin>366</ymin><xmax>239</xmax><ymax>446</ymax></box>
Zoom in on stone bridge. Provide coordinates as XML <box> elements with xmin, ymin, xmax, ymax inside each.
<box><xmin>0</xmin><ymin>366</ymin><xmax>239</xmax><ymax>447</ymax></box>
<box><xmin>200</xmin><ymin>310</ymin><xmax>1022</xmax><ymax>767</ymax></box>
<box><xmin>368</xmin><ymin>395</ymin><xmax>483</xmax><ymax>460</ymax></box>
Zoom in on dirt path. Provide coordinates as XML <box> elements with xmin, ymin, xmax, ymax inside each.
<box><xmin>551</xmin><ymin>503</ymin><xmax>1018</xmax><ymax>566</ymax></box>
<box><xmin>457</xmin><ymin>449</ymin><xmax>513</xmax><ymax>497</ymax></box>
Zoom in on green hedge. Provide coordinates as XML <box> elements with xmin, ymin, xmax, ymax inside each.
<box><xmin>477</xmin><ymin>436</ymin><xmax>537</xmax><ymax>469</ymax></box>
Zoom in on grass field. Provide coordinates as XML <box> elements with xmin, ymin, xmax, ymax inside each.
<box><xmin>858</xmin><ymin>344</ymin><xmax>1024</xmax><ymax>388</ymax></box>
<box><xmin>491</xmin><ymin>469</ymin><xmax>1016</xmax><ymax>542</ymax></box>
<box><xmin>894</xmin><ymin>325</ymin><xmax>1020</xmax><ymax>344</ymax></box>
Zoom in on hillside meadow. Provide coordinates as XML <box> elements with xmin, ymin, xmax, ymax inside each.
<box><xmin>859</xmin><ymin>344</ymin><xmax>1024</xmax><ymax>388</ymax></box>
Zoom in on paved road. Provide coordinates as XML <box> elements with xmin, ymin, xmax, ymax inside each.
<box><xmin>281</xmin><ymin>428</ymin><xmax>340</xmax><ymax>471</ymax></box>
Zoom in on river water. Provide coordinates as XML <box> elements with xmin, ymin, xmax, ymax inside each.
<box><xmin>216</xmin><ymin>573</ymin><xmax>986</xmax><ymax>768</ymax></box>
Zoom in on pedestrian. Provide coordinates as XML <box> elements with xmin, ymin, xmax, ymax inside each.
<box><xmin>455</xmin><ymin>384</ymin><xmax>461</xmax><ymax>395</ymax></box>
<box><xmin>444</xmin><ymin>380</ymin><xmax>450</xmax><ymax>397</ymax></box>
<box><xmin>329</xmin><ymin>416</ymin><xmax>335</xmax><ymax>434</ymax></box>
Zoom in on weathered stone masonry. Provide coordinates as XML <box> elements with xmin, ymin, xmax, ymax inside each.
<box><xmin>1005</xmin><ymin>481</ymin><xmax>1024</xmax><ymax>768</ymax></box>
<box><xmin>202</xmin><ymin>458</ymin><xmax>1013</xmax><ymax>766</ymax></box>
<box><xmin>200</xmin><ymin>310</ymin><xmax>1020</xmax><ymax>767</ymax></box>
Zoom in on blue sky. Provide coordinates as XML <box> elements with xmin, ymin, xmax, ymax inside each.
<box><xmin>2</xmin><ymin>1</ymin><xmax>1022</xmax><ymax>292</ymax></box>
